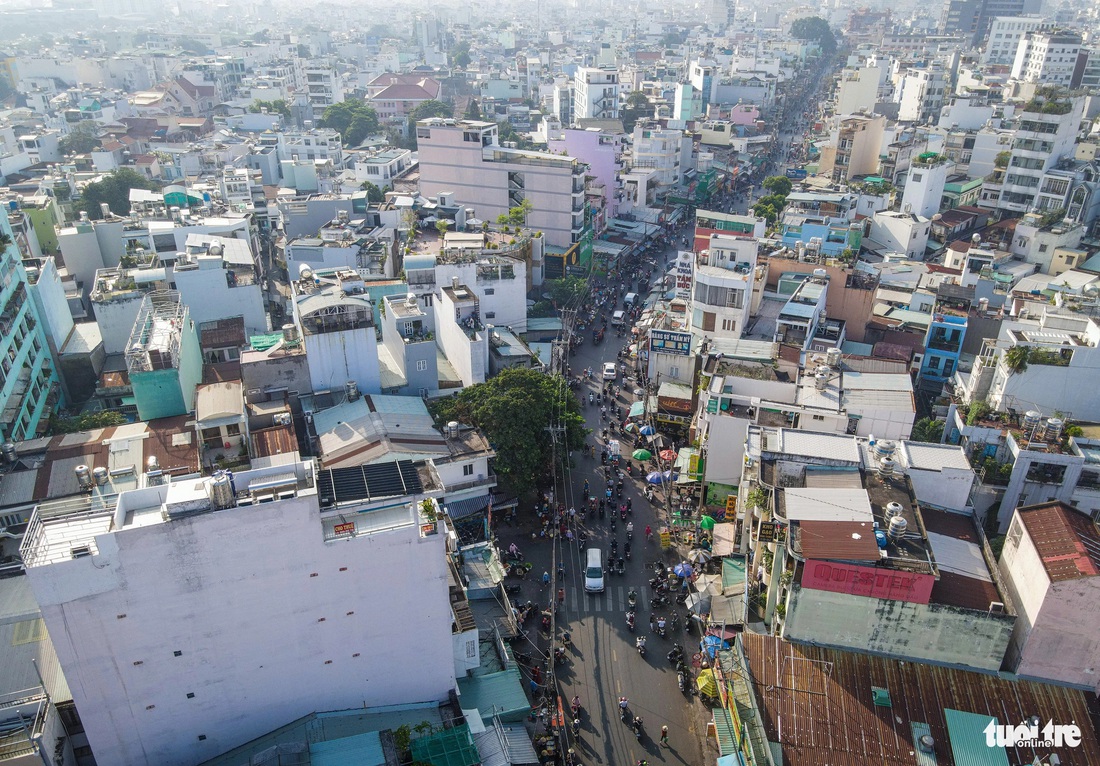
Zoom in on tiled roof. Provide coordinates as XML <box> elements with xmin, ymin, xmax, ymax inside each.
<box><xmin>1018</xmin><ymin>501</ymin><xmax>1100</xmax><ymax>582</ymax></box>
<box><xmin>371</xmin><ymin>83</ymin><xmax>436</xmax><ymax>101</ymax></box>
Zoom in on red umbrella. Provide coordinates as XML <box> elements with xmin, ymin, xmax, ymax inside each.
<box><xmin>659</xmin><ymin>449</ymin><xmax>677</xmax><ymax>461</ymax></box>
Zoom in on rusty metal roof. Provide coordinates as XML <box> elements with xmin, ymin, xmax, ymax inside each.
<box><xmin>1017</xmin><ymin>502</ymin><xmax>1100</xmax><ymax>582</ymax></box>
<box><xmin>798</xmin><ymin>520</ymin><xmax>881</xmax><ymax>561</ymax></box>
<box><xmin>740</xmin><ymin>632</ymin><xmax>1100</xmax><ymax>766</ymax></box>
<box><xmin>921</xmin><ymin>508</ymin><xmax>1003</xmax><ymax>611</ymax></box>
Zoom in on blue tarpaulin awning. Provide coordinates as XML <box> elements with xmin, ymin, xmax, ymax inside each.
<box><xmin>446</xmin><ymin>495</ymin><xmax>492</xmax><ymax>520</ymax></box>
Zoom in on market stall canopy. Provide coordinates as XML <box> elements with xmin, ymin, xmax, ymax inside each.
<box><xmin>633</xmin><ymin>449</ymin><xmax>653</xmax><ymax>460</ymax></box>
<box><xmin>628</xmin><ymin>401</ymin><xmax>646</xmax><ymax>418</ymax></box>
<box><xmin>712</xmin><ymin>522</ymin><xmax>736</xmax><ymax>556</ymax></box>
<box><xmin>696</xmin><ymin>668</ymin><xmax>718</xmax><ymax>697</ymax></box>
<box><xmin>699</xmin><ymin>515</ymin><xmax>716</xmax><ymax>530</ymax></box>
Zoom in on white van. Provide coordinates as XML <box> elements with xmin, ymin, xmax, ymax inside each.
<box><xmin>624</xmin><ymin>292</ymin><xmax>639</xmax><ymax>308</ymax></box>
<box><xmin>584</xmin><ymin>548</ymin><xmax>605</xmax><ymax>593</ymax></box>
<box><xmin>611</xmin><ymin>310</ymin><xmax>625</xmax><ymax>327</ymax></box>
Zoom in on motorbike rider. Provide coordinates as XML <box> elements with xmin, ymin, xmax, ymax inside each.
<box><xmin>644</xmin><ymin>524</ymin><xmax>653</xmax><ymax>540</ymax></box>
<box><xmin>636</xmin><ymin>635</ymin><xmax>646</xmax><ymax>653</ymax></box>
<box><xmin>626</xmin><ymin>521</ymin><xmax>634</xmax><ymax>537</ymax></box>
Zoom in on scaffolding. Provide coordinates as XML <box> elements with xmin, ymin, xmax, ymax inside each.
<box><xmin>125</xmin><ymin>290</ymin><xmax>188</xmax><ymax>376</ymax></box>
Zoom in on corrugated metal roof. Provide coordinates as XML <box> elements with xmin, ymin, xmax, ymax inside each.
<box><xmin>782</xmin><ymin>487</ymin><xmax>873</xmax><ymax>522</ymax></box>
<box><xmin>194</xmin><ymin>381</ymin><xmax>244</xmax><ymax>422</ymax></box>
<box><xmin>740</xmin><ymin>633</ymin><xmax>1100</xmax><ymax>766</ymax></box>
<box><xmin>943</xmin><ymin>709</ymin><xmax>1008</xmax><ymax>766</ymax></box>
<box><xmin>799</xmin><ymin>520</ymin><xmax>880</xmax><ymax>560</ymax></box>
<box><xmin>456</xmin><ymin>669</ymin><xmax>531</xmax><ymax>724</ymax></box>
<box><xmin>777</xmin><ymin>429</ymin><xmax>861</xmax><ymax>463</ymax></box>
<box><xmin>1017</xmin><ymin>502</ymin><xmax>1100</xmax><ymax>582</ymax></box>
<box><xmin>0</xmin><ymin>469</ymin><xmax>39</xmax><ymax>507</ymax></box>
<box><xmin>900</xmin><ymin>442</ymin><xmax>972</xmax><ymax>472</ymax></box>
<box><xmin>309</xmin><ymin>731</ymin><xmax>386</xmax><ymax>766</ymax></box>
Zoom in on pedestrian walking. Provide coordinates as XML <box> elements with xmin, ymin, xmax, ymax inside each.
<box><xmin>660</xmin><ymin>725</ymin><xmax>669</xmax><ymax>746</ymax></box>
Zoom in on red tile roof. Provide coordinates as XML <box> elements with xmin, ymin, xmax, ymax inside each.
<box><xmin>372</xmin><ymin>83</ymin><xmax>436</xmax><ymax>102</ymax></box>
<box><xmin>1018</xmin><ymin>501</ymin><xmax>1100</xmax><ymax>582</ymax></box>
<box><xmin>798</xmin><ymin>520</ymin><xmax>881</xmax><ymax>561</ymax></box>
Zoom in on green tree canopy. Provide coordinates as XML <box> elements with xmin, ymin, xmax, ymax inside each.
<box><xmin>464</xmin><ymin>98</ymin><xmax>482</xmax><ymax>120</ymax></box>
<box><xmin>408</xmin><ymin>100</ymin><xmax>454</xmax><ymax>123</ymax></box>
<box><xmin>546</xmin><ymin>276</ymin><xmax>587</xmax><ymax>307</ymax></box>
<box><xmin>429</xmin><ymin>368</ymin><xmax>587</xmax><ymax>495</ymax></box>
<box><xmin>78</xmin><ymin>168</ymin><xmax>161</xmax><ymax>220</ymax></box>
<box><xmin>620</xmin><ymin>90</ymin><xmax>652</xmax><ymax>133</ymax></box>
<box><xmin>450</xmin><ymin>41</ymin><xmax>472</xmax><ymax>69</ymax></box>
<box><xmin>762</xmin><ymin>175</ymin><xmax>793</xmax><ymax>197</ymax></box>
<box><xmin>50</xmin><ymin>410</ymin><xmax>127</xmax><ymax>434</ymax></box>
<box><xmin>790</xmin><ymin>16</ymin><xmax>837</xmax><ymax>54</ymax></box>
<box><xmin>909</xmin><ymin>417</ymin><xmax>944</xmax><ymax>443</ymax></box>
<box><xmin>59</xmin><ymin>122</ymin><xmax>102</xmax><ymax>156</ymax></box>
<box><xmin>360</xmin><ymin>181</ymin><xmax>384</xmax><ymax>203</ymax></box>
<box><xmin>752</xmin><ymin>201</ymin><xmax>780</xmax><ymax>225</ymax></box>
<box><xmin>249</xmin><ymin>99</ymin><xmax>292</xmax><ymax>119</ymax></box>
<box><xmin>318</xmin><ymin>101</ymin><xmax>380</xmax><ymax>147</ymax></box>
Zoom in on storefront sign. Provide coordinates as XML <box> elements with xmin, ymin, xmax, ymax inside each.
<box><xmin>650</xmin><ymin>330</ymin><xmax>692</xmax><ymax>356</ymax></box>
<box><xmin>802</xmin><ymin>560</ymin><xmax>935</xmax><ymax>603</ymax></box>
<box><xmin>674</xmin><ymin>251</ymin><xmax>694</xmax><ymax>300</ymax></box>
<box><xmin>725</xmin><ymin>494</ymin><xmax>738</xmax><ymax>516</ymax></box>
<box><xmin>333</xmin><ymin>522</ymin><xmax>355</xmax><ymax>536</ymax></box>
<box><xmin>757</xmin><ymin>521</ymin><xmax>785</xmax><ymax>543</ymax></box>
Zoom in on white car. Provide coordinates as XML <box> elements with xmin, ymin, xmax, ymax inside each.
<box><xmin>603</xmin><ymin>363</ymin><xmax>617</xmax><ymax>380</ymax></box>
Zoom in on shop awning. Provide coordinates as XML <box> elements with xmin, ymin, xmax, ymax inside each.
<box><xmin>628</xmin><ymin>401</ymin><xmax>645</xmax><ymax>418</ymax></box>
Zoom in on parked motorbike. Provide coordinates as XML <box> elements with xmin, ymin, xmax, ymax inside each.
<box><xmin>651</xmin><ymin>594</ymin><xmax>668</xmax><ymax>609</ymax></box>
<box><xmin>677</xmin><ymin>666</ymin><xmax>687</xmax><ymax>693</ymax></box>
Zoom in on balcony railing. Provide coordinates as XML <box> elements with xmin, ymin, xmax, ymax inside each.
<box><xmin>445</xmin><ymin>470</ymin><xmax>498</xmax><ymax>493</ymax></box>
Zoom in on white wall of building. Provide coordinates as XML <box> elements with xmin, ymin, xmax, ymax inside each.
<box><xmin>25</xmin><ymin>488</ymin><xmax>455</xmax><ymax>766</ymax></box>
<box><xmin>173</xmin><ymin>255</ymin><xmax>267</xmax><ymax>335</ymax></box>
<box><xmin>303</xmin><ymin>329</ymin><xmax>382</xmax><ymax>395</ymax></box>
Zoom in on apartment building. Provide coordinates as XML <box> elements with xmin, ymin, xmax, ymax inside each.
<box><xmin>0</xmin><ymin>209</ymin><xmax>61</xmax><ymax>441</ymax></box>
<box><xmin>896</xmin><ymin>67</ymin><xmax>948</xmax><ymax>124</ymax></box>
<box><xmin>416</xmin><ymin>119</ymin><xmax>588</xmax><ymax>248</ymax></box>
<box><xmin>1010</xmin><ymin>30</ymin><xmax>1084</xmax><ymax>87</ymax></box>
<box><xmin>994</xmin><ymin>94</ymin><xmax>1084</xmax><ymax>215</ymax></box>
<box><xmin>982</xmin><ymin>16</ymin><xmax>1050</xmax><ymax>66</ymax></box>
<box><xmin>20</xmin><ymin>460</ymin><xmax>455</xmax><ymax>766</ymax></box>
<box><xmin>689</xmin><ymin>234</ymin><xmax>759</xmax><ymax>339</ymax></box>
<box><xmin>829</xmin><ymin>115</ymin><xmax>884</xmax><ymax>182</ymax></box>
<box><xmin>125</xmin><ymin>291</ymin><xmax>203</xmax><ymax>421</ymax></box>
<box><xmin>629</xmin><ymin>121</ymin><xmax>692</xmax><ymax>196</ymax></box>
<box><xmin>573</xmin><ymin>67</ymin><xmax>620</xmax><ymax>122</ymax></box>
<box><xmin>302</xmin><ymin>65</ymin><xmax>344</xmax><ymax>114</ymax></box>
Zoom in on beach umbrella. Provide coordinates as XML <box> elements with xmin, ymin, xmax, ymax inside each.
<box><xmin>674</xmin><ymin>562</ymin><xmax>694</xmax><ymax>578</ymax></box>
<box><xmin>624</xmin><ymin>422</ymin><xmax>637</xmax><ymax>432</ymax></box>
<box><xmin>685</xmin><ymin>593</ymin><xmax>712</xmax><ymax>615</ymax></box>
<box><xmin>659</xmin><ymin>449</ymin><xmax>677</xmax><ymax>461</ymax></box>
<box><xmin>699</xmin><ymin>515</ymin><xmax>716</xmax><ymax>531</ymax></box>
<box><xmin>639</xmin><ymin>425</ymin><xmax>656</xmax><ymax>436</ymax></box>
<box><xmin>696</xmin><ymin>669</ymin><xmax>718</xmax><ymax>697</ymax></box>
<box><xmin>688</xmin><ymin>549</ymin><xmax>713</xmax><ymax>564</ymax></box>
<box><xmin>632</xmin><ymin>449</ymin><xmax>652</xmax><ymax>460</ymax></box>
<box><xmin>646</xmin><ymin>472</ymin><xmax>664</xmax><ymax>484</ymax></box>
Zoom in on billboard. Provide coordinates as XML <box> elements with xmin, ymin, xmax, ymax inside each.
<box><xmin>801</xmin><ymin>560</ymin><xmax>935</xmax><ymax>604</ymax></box>
<box><xmin>674</xmin><ymin>251</ymin><xmax>693</xmax><ymax>300</ymax></box>
<box><xmin>649</xmin><ymin>330</ymin><xmax>692</xmax><ymax>356</ymax></box>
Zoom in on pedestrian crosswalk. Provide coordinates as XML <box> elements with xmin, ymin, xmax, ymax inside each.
<box><xmin>570</xmin><ymin>585</ymin><xmax>640</xmax><ymax>614</ymax></box>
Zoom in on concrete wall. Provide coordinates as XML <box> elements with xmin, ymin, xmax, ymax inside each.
<box><xmin>304</xmin><ymin>329</ymin><xmax>381</xmax><ymax>396</ymax></box>
<box><xmin>762</xmin><ymin>261</ymin><xmax>876</xmax><ymax>342</ymax></box>
<box><xmin>92</xmin><ymin>294</ymin><xmax>144</xmax><ymax>356</ymax></box>
<box><xmin>26</xmin><ymin>495</ymin><xmax>455</xmax><ymax>766</ymax></box>
<box><xmin>783</xmin><ymin>582</ymin><xmax>1015</xmax><ymax>672</ymax></box>
<box><xmin>173</xmin><ymin>258</ymin><xmax>267</xmax><ymax>335</ymax></box>
<box><xmin>907</xmin><ymin>466</ymin><xmax>974</xmax><ymax>511</ymax></box>
<box><xmin>1017</xmin><ymin>578</ymin><xmax>1100</xmax><ymax>692</ymax></box>
<box><xmin>131</xmin><ymin>368</ymin><xmax>189</xmax><ymax>420</ymax></box>
<box><xmin>58</xmin><ymin>227</ymin><xmax>106</xmax><ymax>293</ymax></box>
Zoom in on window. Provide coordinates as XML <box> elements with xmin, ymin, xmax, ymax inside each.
<box><xmin>1038</xmin><ymin>244</ymin><xmax>1048</xmax><ymax>252</ymax></box>
<box><xmin>463</xmin><ymin>464</ymin><xmax>474</xmax><ymax>476</ymax></box>
<box><xmin>669</xmin><ymin>366</ymin><xmax>680</xmax><ymax>378</ymax></box>
<box><xmin>721</xmin><ymin>318</ymin><xmax>736</xmax><ymax>332</ymax></box>
<box><xmin>416</xmin><ymin>360</ymin><xmax>428</xmax><ymax>372</ymax></box>
<box><xmin>483</xmin><ymin>288</ymin><xmax>495</xmax><ymax>295</ymax></box>
<box><xmin>225</xmin><ymin>423</ymin><xmax>241</xmax><ymax>437</ymax></box>
<box><xmin>912</xmin><ymin>173</ymin><xmax>923</xmax><ymax>181</ymax></box>
<box><xmin>812</xmin><ymin>414</ymin><xmax>825</xmax><ymax>421</ymax></box>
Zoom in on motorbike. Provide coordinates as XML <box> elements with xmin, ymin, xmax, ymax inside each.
<box><xmin>620</xmin><ymin>505</ymin><xmax>627</xmax><ymax>520</ymax></box>
<box><xmin>619</xmin><ymin>699</ymin><xmax>630</xmax><ymax>722</ymax></box>
<box><xmin>670</xmin><ymin>614</ymin><xmax>680</xmax><ymax>632</ymax></box>
<box><xmin>667</xmin><ymin>644</ymin><xmax>684</xmax><ymax>665</ymax></box>
<box><xmin>616</xmin><ymin>557</ymin><xmax>625</xmax><ymax>575</ymax></box>
<box><xmin>624</xmin><ymin>542</ymin><xmax>632</xmax><ymax>560</ymax></box>
<box><xmin>631</xmin><ymin>716</ymin><xmax>643</xmax><ymax>741</ymax></box>
<box><xmin>674</xmin><ymin>592</ymin><xmax>689</xmax><ymax>604</ymax></box>
<box><xmin>656</xmin><ymin>618</ymin><xmax>667</xmax><ymax>637</ymax></box>
<box><xmin>626</xmin><ymin>612</ymin><xmax>636</xmax><ymax>632</ymax></box>
<box><xmin>636</xmin><ymin>636</ymin><xmax>646</xmax><ymax>656</ymax></box>
<box><xmin>651</xmin><ymin>594</ymin><xmax>669</xmax><ymax>609</ymax></box>
<box><xmin>588</xmin><ymin>393</ymin><xmax>594</xmax><ymax>404</ymax></box>
<box><xmin>626</xmin><ymin>523</ymin><xmax>633</xmax><ymax>540</ymax></box>
<box><xmin>677</xmin><ymin>666</ymin><xmax>687</xmax><ymax>693</ymax></box>
<box><xmin>627</xmin><ymin>589</ymin><xmax>638</xmax><ymax>608</ymax></box>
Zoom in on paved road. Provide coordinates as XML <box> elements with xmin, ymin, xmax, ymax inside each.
<box><xmin>498</xmin><ymin>243</ymin><xmax>706</xmax><ymax>766</ymax></box>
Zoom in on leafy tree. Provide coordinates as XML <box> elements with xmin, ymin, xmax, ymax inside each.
<box><xmin>994</xmin><ymin>151</ymin><xmax>1011</xmax><ymax>168</ymax></box>
<box><xmin>620</xmin><ymin>90</ymin><xmax>651</xmax><ymax>133</ymax></box>
<box><xmin>790</xmin><ymin>16</ymin><xmax>837</xmax><ymax>55</ymax></box>
<box><xmin>966</xmin><ymin>399</ymin><xmax>993</xmax><ymax>426</ymax></box>
<box><xmin>762</xmin><ymin>175</ymin><xmax>793</xmax><ymax>197</ymax></box>
<box><xmin>752</xmin><ymin>201</ymin><xmax>780</xmax><ymax>225</ymax></box>
<box><xmin>249</xmin><ymin>99</ymin><xmax>292</xmax><ymax>119</ymax></box>
<box><xmin>496</xmin><ymin>120</ymin><xmax>532</xmax><ymax>149</ymax></box>
<box><xmin>909</xmin><ymin>417</ymin><xmax>944</xmax><ymax>443</ymax></box>
<box><xmin>360</xmin><ymin>181</ymin><xmax>384</xmax><ymax>203</ymax></box>
<box><xmin>546</xmin><ymin>276</ymin><xmax>587</xmax><ymax>306</ymax></box>
<box><xmin>408</xmin><ymin>99</ymin><xmax>454</xmax><ymax>123</ymax></box>
<box><xmin>450</xmin><ymin>41</ymin><xmax>472</xmax><ymax>69</ymax></box>
<box><xmin>59</xmin><ymin>123</ymin><xmax>101</xmax><ymax>155</ymax></box>
<box><xmin>78</xmin><ymin>168</ymin><xmax>161</xmax><ymax>220</ymax></box>
<box><xmin>429</xmin><ymin>368</ymin><xmax>587</xmax><ymax>495</ymax></box>
<box><xmin>50</xmin><ymin>410</ymin><xmax>127</xmax><ymax>434</ymax></box>
<box><xmin>435</xmin><ymin>219</ymin><xmax>450</xmax><ymax>237</ymax></box>
<box><xmin>318</xmin><ymin>101</ymin><xmax>380</xmax><ymax>146</ymax></box>
<box><xmin>1004</xmin><ymin>346</ymin><xmax>1029</xmax><ymax>374</ymax></box>
<box><xmin>464</xmin><ymin>98</ymin><xmax>482</xmax><ymax>120</ymax></box>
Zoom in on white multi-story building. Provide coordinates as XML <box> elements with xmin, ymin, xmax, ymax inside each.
<box><xmin>689</xmin><ymin>234</ymin><xmax>759</xmax><ymax>339</ymax></box>
<box><xmin>994</xmin><ymin>95</ymin><xmax>1084</xmax><ymax>216</ymax></box>
<box><xmin>1010</xmin><ymin>30</ymin><xmax>1083</xmax><ymax>87</ymax></box>
<box><xmin>901</xmin><ymin>153</ymin><xmax>955</xmax><ymax>218</ymax></box>
<box><xmin>629</xmin><ymin>121</ymin><xmax>692</xmax><ymax>195</ymax></box>
<box><xmin>302</xmin><ymin>65</ymin><xmax>344</xmax><ymax>113</ymax></box>
<box><xmin>982</xmin><ymin>16</ymin><xmax>1050</xmax><ymax>66</ymax></box>
<box><xmin>868</xmin><ymin>210</ymin><xmax>932</xmax><ymax>259</ymax></box>
<box><xmin>276</xmin><ymin>127</ymin><xmax>344</xmax><ymax>167</ymax></box>
<box><xmin>21</xmin><ymin>460</ymin><xmax>456</xmax><ymax>766</ymax></box>
<box><xmin>896</xmin><ymin>67</ymin><xmax>948</xmax><ymax>124</ymax></box>
<box><xmin>416</xmin><ymin>119</ymin><xmax>588</xmax><ymax>248</ymax></box>
<box><xmin>573</xmin><ymin>67</ymin><xmax>620</xmax><ymax>122</ymax></box>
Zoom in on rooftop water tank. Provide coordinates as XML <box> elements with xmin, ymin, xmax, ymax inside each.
<box><xmin>885</xmin><ymin>501</ymin><xmax>904</xmax><ymax>519</ymax></box>
<box><xmin>888</xmin><ymin>515</ymin><xmax>908</xmax><ymax>541</ymax></box>
<box><xmin>874</xmin><ymin>440</ymin><xmax>896</xmax><ymax>460</ymax></box>
<box><xmin>282</xmin><ymin>323</ymin><xmax>300</xmax><ymax>345</ymax></box>
<box><xmin>298</xmin><ymin>263</ymin><xmax>314</xmax><ymax>281</ymax></box>
<box><xmin>814</xmin><ymin>372</ymin><xmax>829</xmax><ymax>391</ymax></box>
<box><xmin>208</xmin><ymin>471</ymin><xmax>235</xmax><ymax>510</ymax></box>
<box><xmin>75</xmin><ymin>464</ymin><xmax>93</xmax><ymax>490</ymax></box>
<box><xmin>875</xmin><ymin>529</ymin><xmax>888</xmax><ymax>549</ymax></box>
<box><xmin>345</xmin><ymin>380</ymin><xmax>360</xmax><ymax>401</ymax></box>
<box><xmin>0</xmin><ymin>442</ymin><xmax>15</xmax><ymax>464</ymax></box>
<box><xmin>1024</xmin><ymin>410</ymin><xmax>1042</xmax><ymax>431</ymax></box>
<box><xmin>1044</xmin><ymin>417</ymin><xmax>1064</xmax><ymax>442</ymax></box>
<box><xmin>826</xmin><ymin>347</ymin><xmax>842</xmax><ymax>368</ymax></box>
<box><xmin>92</xmin><ymin>467</ymin><xmax>109</xmax><ymax>486</ymax></box>
<box><xmin>878</xmin><ymin>458</ymin><xmax>896</xmax><ymax>478</ymax></box>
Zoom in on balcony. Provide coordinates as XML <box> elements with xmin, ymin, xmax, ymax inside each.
<box><xmin>444</xmin><ymin>468</ymin><xmax>498</xmax><ymax>493</ymax></box>
<box><xmin>927</xmin><ymin>336</ymin><xmax>962</xmax><ymax>353</ymax></box>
